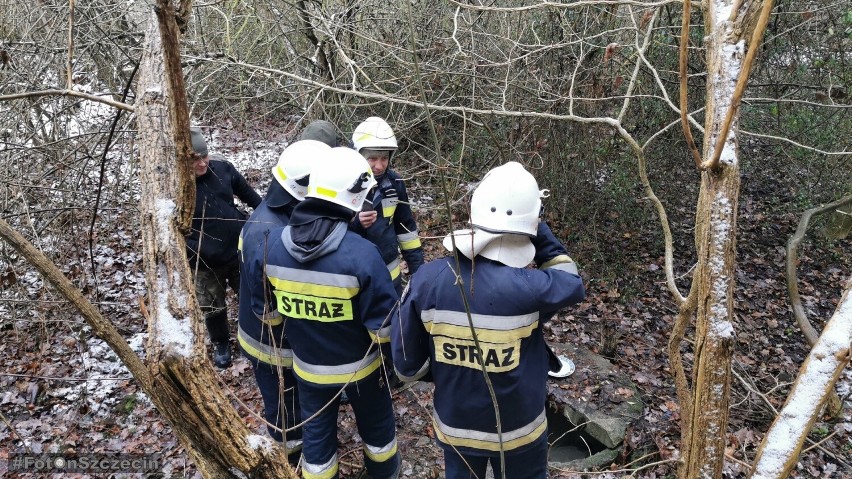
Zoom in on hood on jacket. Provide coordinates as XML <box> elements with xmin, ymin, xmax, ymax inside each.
<box><xmin>282</xmin><ymin>198</ymin><xmax>354</xmax><ymax>262</ymax></box>
<box><xmin>265</xmin><ymin>179</ymin><xmax>297</xmax><ymax>209</ymax></box>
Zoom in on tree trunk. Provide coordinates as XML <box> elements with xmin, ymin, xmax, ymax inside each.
<box><xmin>135</xmin><ymin>3</ymin><xmax>295</xmax><ymax>478</ymax></box>
<box><xmin>678</xmin><ymin>1</ymin><xmax>762</xmax><ymax>477</ymax></box>
<box><xmin>748</xmin><ymin>276</ymin><xmax>852</xmax><ymax>479</ymax></box>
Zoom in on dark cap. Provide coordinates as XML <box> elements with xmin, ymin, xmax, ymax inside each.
<box><xmin>190</xmin><ymin>127</ymin><xmax>208</xmax><ymax>157</ymax></box>
<box><xmin>299</xmin><ymin>120</ymin><xmax>339</xmax><ymax>147</ymax></box>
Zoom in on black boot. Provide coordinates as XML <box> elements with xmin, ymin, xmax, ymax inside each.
<box><xmin>205</xmin><ymin>310</ymin><xmax>232</xmax><ymax>368</ymax></box>
<box><xmin>213</xmin><ymin>341</ymin><xmax>232</xmax><ymax>369</ymax></box>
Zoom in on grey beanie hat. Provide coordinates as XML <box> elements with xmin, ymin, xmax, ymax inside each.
<box><xmin>299</xmin><ymin>120</ymin><xmax>339</xmax><ymax>147</ymax></box>
<box><xmin>190</xmin><ymin>127</ymin><xmax>208</xmax><ymax>157</ymax></box>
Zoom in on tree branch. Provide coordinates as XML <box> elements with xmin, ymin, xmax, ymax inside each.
<box><xmin>786</xmin><ymin>194</ymin><xmax>852</xmax><ymax>346</ymax></box>
<box><xmin>679</xmin><ymin>0</ymin><xmax>704</xmax><ymax>169</ymax></box>
<box><xmin>702</xmin><ymin>0</ymin><xmax>775</xmax><ymax>170</ymax></box>
<box><xmin>0</xmin><ymin>89</ymin><xmax>134</xmax><ymax>111</ymax></box>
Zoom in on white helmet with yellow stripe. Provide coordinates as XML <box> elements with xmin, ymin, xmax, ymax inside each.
<box><xmin>272</xmin><ymin>140</ymin><xmax>331</xmax><ymax>201</ymax></box>
<box><xmin>352</xmin><ymin>117</ymin><xmax>397</xmax><ymax>158</ymax></box>
<box><xmin>306</xmin><ymin>147</ymin><xmax>376</xmax><ymax>212</ymax></box>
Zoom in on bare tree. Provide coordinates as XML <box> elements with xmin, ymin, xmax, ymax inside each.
<box><xmin>1</xmin><ymin>0</ymin><xmax>849</xmax><ymax>477</ymax></box>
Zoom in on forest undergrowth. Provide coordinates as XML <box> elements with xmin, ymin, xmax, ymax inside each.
<box><xmin>0</xmin><ymin>125</ymin><xmax>849</xmax><ymax>479</ymax></box>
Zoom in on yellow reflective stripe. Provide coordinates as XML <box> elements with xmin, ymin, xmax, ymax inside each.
<box><xmin>266</xmin><ymin>266</ymin><xmax>359</xmax><ymax>299</ymax></box>
<box><xmin>311</xmin><ymin>186</ymin><xmax>338</xmax><ymax>199</ymax></box>
<box><xmin>275</xmin><ymin>164</ymin><xmax>288</xmax><ymax>180</ymax></box>
<box><xmin>255</xmin><ymin>309</ymin><xmax>283</xmax><ymax>326</ymax></box>
<box><xmin>399</xmin><ymin>238</ymin><xmax>421</xmax><ymax>250</ymax></box>
<box><xmin>302</xmin><ymin>454</ymin><xmax>338</xmax><ymax>479</ymax></box>
<box><xmin>433</xmin><ymin>409</ymin><xmax>547</xmax><ymax>452</ymax></box>
<box><xmin>397</xmin><ymin>231</ymin><xmax>421</xmax><ymax>250</ymax></box>
<box><xmin>267</xmin><ymin>277</ymin><xmax>358</xmax><ymax>300</ymax></box>
<box><xmin>364</xmin><ymin>439</ymin><xmax>398</xmax><ymax>463</ymax></box>
<box><xmin>381</xmin><ymin>200</ymin><xmax>397</xmax><ymax>219</ymax></box>
<box><xmin>369</xmin><ymin>325</ymin><xmax>391</xmax><ymax>344</ymax></box>
<box><xmin>421</xmin><ymin>309</ymin><xmax>538</xmax><ymax>342</ymax></box>
<box><xmin>237</xmin><ymin>326</ymin><xmax>293</xmax><ymax>367</ymax></box>
<box><xmin>386</xmin><ymin>258</ymin><xmax>401</xmax><ymax>280</ymax></box>
<box><xmin>293</xmin><ymin>353</ymin><xmax>382</xmax><ymax>385</ymax></box>
<box><xmin>237</xmin><ymin>233</ymin><xmax>244</xmax><ymax>253</ymax></box>
<box><xmin>423</xmin><ymin>321</ymin><xmax>537</xmax><ymax>343</ymax></box>
<box><xmin>540</xmin><ymin>255</ymin><xmax>574</xmax><ymax>270</ymax></box>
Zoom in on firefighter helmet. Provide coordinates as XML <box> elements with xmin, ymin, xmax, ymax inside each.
<box><xmin>470</xmin><ymin>161</ymin><xmax>547</xmax><ymax>237</ymax></box>
<box><xmin>352</xmin><ymin>117</ymin><xmax>397</xmax><ymax>158</ymax></box>
<box><xmin>272</xmin><ymin>140</ymin><xmax>332</xmax><ymax>201</ymax></box>
<box><xmin>306</xmin><ymin>147</ymin><xmax>376</xmax><ymax>212</ymax></box>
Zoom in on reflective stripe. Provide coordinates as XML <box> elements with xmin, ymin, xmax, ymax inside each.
<box><xmin>364</xmin><ymin>438</ymin><xmax>398</xmax><ymax>463</ymax></box>
<box><xmin>421</xmin><ymin>309</ymin><xmax>539</xmax><ymax>342</ymax></box>
<box><xmin>312</xmin><ymin>186</ymin><xmax>338</xmax><ymax>199</ymax></box>
<box><xmin>433</xmin><ymin>409</ymin><xmax>547</xmax><ymax>452</ymax></box>
<box><xmin>397</xmin><ymin>230</ymin><xmax>421</xmax><ymax>250</ymax></box>
<box><xmin>254</xmin><ymin>309</ymin><xmax>283</xmax><ymax>326</ymax></box>
<box><xmin>237</xmin><ymin>232</ymin><xmax>244</xmax><ymax>253</ymax></box>
<box><xmin>237</xmin><ymin>325</ymin><xmax>293</xmax><ymax>367</ymax></box>
<box><xmin>369</xmin><ymin>324</ymin><xmax>392</xmax><ymax>344</ymax></box>
<box><xmin>302</xmin><ymin>452</ymin><xmax>338</xmax><ymax>479</ymax></box>
<box><xmin>293</xmin><ymin>351</ymin><xmax>382</xmax><ymax>385</ymax></box>
<box><xmin>266</xmin><ymin>265</ymin><xmax>359</xmax><ymax>299</ymax></box>
<box><xmin>381</xmin><ymin>198</ymin><xmax>397</xmax><ymax>218</ymax></box>
<box><xmin>396</xmin><ymin>358</ymin><xmax>430</xmax><ymax>382</ymax></box>
<box><xmin>386</xmin><ymin>258</ymin><xmax>401</xmax><ymax>280</ymax></box>
<box><xmin>540</xmin><ymin>255</ymin><xmax>577</xmax><ymax>274</ymax></box>
<box><xmin>275</xmin><ymin>164</ymin><xmax>288</xmax><ymax>180</ymax></box>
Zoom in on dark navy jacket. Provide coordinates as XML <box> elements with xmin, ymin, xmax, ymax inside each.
<box><xmin>350</xmin><ymin>169</ymin><xmax>423</xmax><ymax>285</ymax></box>
<box><xmin>186</xmin><ymin>156</ymin><xmax>261</xmax><ymax>269</ymax></box>
<box><xmin>251</xmin><ymin>221</ymin><xmax>398</xmax><ymax>385</ymax></box>
<box><xmin>237</xmin><ymin>186</ymin><xmax>297</xmax><ymax>367</ymax></box>
<box><xmin>391</xmin><ymin>223</ymin><xmax>585</xmax><ymax>456</ymax></box>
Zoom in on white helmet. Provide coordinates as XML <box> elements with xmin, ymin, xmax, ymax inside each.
<box><xmin>306</xmin><ymin>147</ymin><xmax>377</xmax><ymax>212</ymax></box>
<box><xmin>272</xmin><ymin>140</ymin><xmax>331</xmax><ymax>201</ymax></box>
<box><xmin>470</xmin><ymin>162</ymin><xmax>547</xmax><ymax>237</ymax></box>
<box><xmin>352</xmin><ymin>117</ymin><xmax>398</xmax><ymax>157</ymax></box>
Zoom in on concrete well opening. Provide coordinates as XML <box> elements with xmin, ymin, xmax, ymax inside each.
<box><xmin>546</xmin><ymin>406</ymin><xmax>608</xmax><ymax>463</ymax></box>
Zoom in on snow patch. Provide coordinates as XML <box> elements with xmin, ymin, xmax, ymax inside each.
<box><xmin>247</xmin><ymin>433</ymin><xmax>275</xmax><ymax>452</ymax></box>
<box><xmin>714</xmin><ymin>0</ymin><xmax>735</xmax><ymax>27</ymax></box>
<box><xmin>155</xmin><ymin>198</ymin><xmax>176</xmax><ymax>224</ymax></box>
<box><xmin>708</xmin><ymin>193</ymin><xmax>735</xmax><ymax>337</ymax></box>
<box><xmin>50</xmin><ymin>332</ymin><xmax>147</xmax><ymax>415</ymax></box>
<box><xmin>154</xmin><ymin>272</ymin><xmax>193</xmax><ymax>357</ymax></box>
<box><xmin>751</xmin><ymin>281</ymin><xmax>852</xmax><ymax>479</ymax></box>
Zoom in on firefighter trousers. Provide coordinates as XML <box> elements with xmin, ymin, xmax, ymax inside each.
<box><xmin>443</xmin><ymin>433</ymin><xmax>548</xmax><ymax>479</ymax></box>
<box><xmin>297</xmin><ymin>370</ymin><xmax>399</xmax><ymax>479</ymax></box>
<box><xmin>251</xmin><ymin>360</ymin><xmax>302</xmax><ymax>445</ymax></box>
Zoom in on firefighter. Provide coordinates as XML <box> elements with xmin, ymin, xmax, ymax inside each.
<box><xmin>238</xmin><ymin>136</ymin><xmax>333</xmax><ymax>457</ymax></box>
<box><xmin>391</xmin><ymin>162</ymin><xmax>586</xmax><ymax>479</ymax></box>
<box><xmin>186</xmin><ymin>127</ymin><xmax>261</xmax><ymax>369</ymax></box>
<box><xmin>350</xmin><ymin>117</ymin><xmax>423</xmax><ymax>296</ymax></box>
<box><xmin>260</xmin><ymin>147</ymin><xmax>401</xmax><ymax>479</ymax></box>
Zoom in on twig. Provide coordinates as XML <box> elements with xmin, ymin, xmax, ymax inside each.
<box><xmin>0</xmin><ymin>89</ymin><xmax>134</xmax><ymax>111</ymax></box>
<box><xmin>679</xmin><ymin>0</ymin><xmax>703</xmax><ymax>169</ymax></box>
<box><xmin>0</xmin><ymin>409</ymin><xmax>32</xmax><ymax>454</ymax></box>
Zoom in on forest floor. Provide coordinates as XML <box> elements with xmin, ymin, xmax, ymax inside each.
<box><xmin>0</xmin><ymin>127</ymin><xmax>850</xmax><ymax>479</ymax></box>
